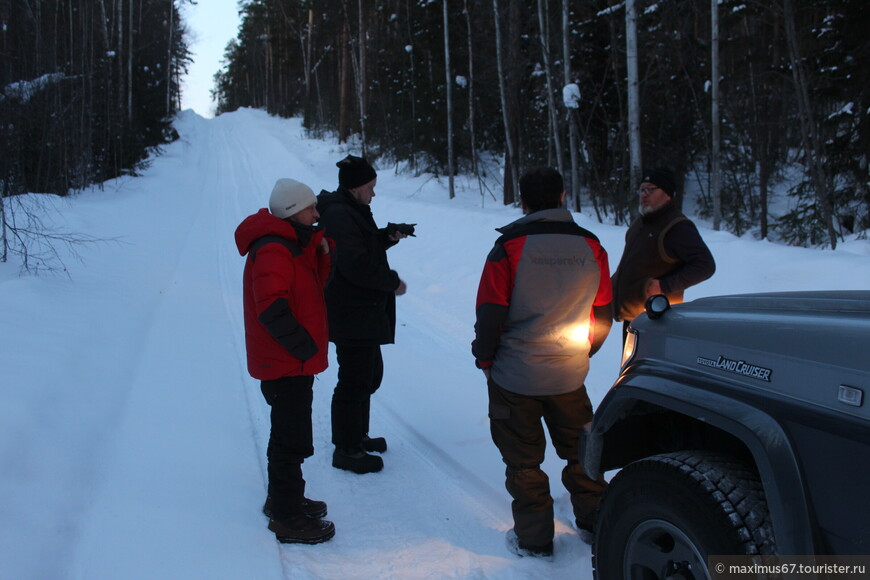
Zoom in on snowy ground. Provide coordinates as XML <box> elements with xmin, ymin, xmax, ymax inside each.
<box><xmin>1</xmin><ymin>108</ymin><xmax>868</xmax><ymax>580</ymax></box>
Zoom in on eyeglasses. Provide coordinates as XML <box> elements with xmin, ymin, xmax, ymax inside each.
<box><xmin>638</xmin><ymin>186</ymin><xmax>661</xmax><ymax>196</ymax></box>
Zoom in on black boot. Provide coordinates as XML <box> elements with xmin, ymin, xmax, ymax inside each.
<box><xmin>332</xmin><ymin>446</ymin><xmax>384</xmax><ymax>474</ymax></box>
<box><xmin>263</xmin><ymin>495</ymin><xmax>327</xmax><ymax>519</ymax></box>
<box><xmin>360</xmin><ymin>398</ymin><xmax>387</xmax><ymax>453</ymax></box>
<box><xmin>268</xmin><ymin>515</ymin><xmax>335</xmax><ymax>544</ymax></box>
<box><xmin>361</xmin><ymin>435</ymin><xmax>387</xmax><ymax>453</ymax></box>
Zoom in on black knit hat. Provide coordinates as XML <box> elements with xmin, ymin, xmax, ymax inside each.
<box><xmin>640</xmin><ymin>167</ymin><xmax>676</xmax><ymax>198</ymax></box>
<box><xmin>337</xmin><ymin>155</ymin><xmax>377</xmax><ymax>189</ymax></box>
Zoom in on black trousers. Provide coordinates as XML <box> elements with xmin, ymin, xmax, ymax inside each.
<box><xmin>261</xmin><ymin>375</ymin><xmax>314</xmax><ymax>520</ymax></box>
<box><xmin>331</xmin><ymin>343</ymin><xmax>383</xmax><ymax>449</ymax></box>
<box><xmin>487</xmin><ymin>379</ymin><xmax>606</xmax><ymax>547</ymax></box>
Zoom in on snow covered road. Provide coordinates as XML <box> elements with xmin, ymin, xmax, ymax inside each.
<box><xmin>2</xmin><ymin>108</ymin><xmax>868</xmax><ymax>580</ymax></box>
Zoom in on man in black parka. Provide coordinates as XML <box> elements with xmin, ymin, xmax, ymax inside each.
<box><xmin>611</xmin><ymin>167</ymin><xmax>715</xmax><ymax>342</ymax></box>
<box><xmin>317</xmin><ymin>155</ymin><xmax>408</xmax><ymax>474</ymax></box>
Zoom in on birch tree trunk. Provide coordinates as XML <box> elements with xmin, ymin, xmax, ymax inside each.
<box><xmin>97</xmin><ymin>0</ymin><xmax>111</xmax><ymax>52</ymax></box>
<box><xmin>625</xmin><ymin>0</ymin><xmax>642</xmax><ymax>221</ymax></box>
<box><xmin>443</xmin><ymin>0</ymin><xmax>455</xmax><ymax>199</ymax></box>
<box><xmin>782</xmin><ymin>0</ymin><xmax>837</xmax><ymax>248</ymax></box>
<box><xmin>127</xmin><ymin>0</ymin><xmax>133</xmax><ymax>122</ymax></box>
<box><xmin>305</xmin><ymin>9</ymin><xmax>313</xmax><ymax>102</ymax></box>
<box><xmin>711</xmin><ymin>0</ymin><xmax>721</xmax><ymax>230</ymax></box>
<box><xmin>463</xmin><ymin>0</ymin><xmax>478</xmax><ymax>178</ymax></box>
<box><xmin>493</xmin><ymin>0</ymin><xmax>517</xmax><ymax>205</ymax></box>
<box><xmin>117</xmin><ymin>0</ymin><xmax>124</xmax><ymax>120</ymax></box>
<box><xmin>166</xmin><ymin>0</ymin><xmax>174</xmax><ymax>116</ymax></box>
<box><xmin>338</xmin><ymin>22</ymin><xmax>351</xmax><ymax>143</ymax></box>
<box><xmin>357</xmin><ymin>0</ymin><xmax>367</xmax><ymax>156</ymax></box>
<box><xmin>561</xmin><ymin>0</ymin><xmax>579</xmax><ymax>210</ymax></box>
<box><xmin>759</xmin><ymin>161</ymin><xmax>770</xmax><ymax>240</ymax></box>
<box><xmin>537</xmin><ymin>0</ymin><xmax>564</xmax><ymax>179</ymax></box>
<box><xmin>0</xmin><ymin>182</ymin><xmax>7</xmax><ymax>263</ymax></box>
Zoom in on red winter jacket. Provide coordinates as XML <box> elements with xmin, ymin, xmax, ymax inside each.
<box><xmin>235</xmin><ymin>209</ymin><xmax>333</xmax><ymax>380</ymax></box>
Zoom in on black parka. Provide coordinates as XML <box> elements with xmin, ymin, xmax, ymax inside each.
<box><xmin>317</xmin><ymin>187</ymin><xmax>400</xmax><ymax>345</ymax></box>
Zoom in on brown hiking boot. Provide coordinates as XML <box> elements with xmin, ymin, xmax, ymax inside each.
<box><xmin>268</xmin><ymin>515</ymin><xmax>335</xmax><ymax>544</ymax></box>
<box><xmin>263</xmin><ymin>496</ymin><xmax>327</xmax><ymax>519</ymax></box>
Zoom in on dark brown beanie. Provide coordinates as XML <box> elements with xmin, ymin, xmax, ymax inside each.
<box><xmin>337</xmin><ymin>155</ymin><xmax>377</xmax><ymax>189</ymax></box>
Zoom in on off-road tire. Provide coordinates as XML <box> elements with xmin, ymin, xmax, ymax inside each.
<box><xmin>593</xmin><ymin>450</ymin><xmax>776</xmax><ymax>579</ymax></box>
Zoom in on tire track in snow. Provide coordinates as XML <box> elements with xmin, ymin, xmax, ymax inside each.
<box><xmin>70</xmin><ymin>112</ymin><xmax>289</xmax><ymax>579</ymax></box>
<box><xmin>201</xmin><ymin>111</ymin><xmax>592</xmax><ymax>578</ymax></box>
<box><xmin>205</xmin><ymin>116</ymin><xmax>296</xmax><ymax>576</ymax></box>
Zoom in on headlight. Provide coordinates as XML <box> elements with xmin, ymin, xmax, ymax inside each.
<box><xmin>621</xmin><ymin>327</ymin><xmax>638</xmax><ymax>369</ymax></box>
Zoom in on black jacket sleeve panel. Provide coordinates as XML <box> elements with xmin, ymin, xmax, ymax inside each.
<box><xmin>472</xmin><ymin>239</ymin><xmax>514</xmax><ymax>368</ymax></box>
<box><xmin>472</xmin><ymin>302</ymin><xmax>509</xmax><ymax>367</ymax></box>
<box><xmin>659</xmin><ymin>220</ymin><xmax>716</xmax><ymax>295</ymax></box>
<box><xmin>590</xmin><ymin>303</ymin><xmax>614</xmax><ymax>356</ymax></box>
<box><xmin>257</xmin><ymin>297</ymin><xmax>319</xmax><ymax>361</ymax></box>
<box><xmin>327</xmin><ymin>207</ymin><xmax>400</xmax><ymax>293</ymax></box>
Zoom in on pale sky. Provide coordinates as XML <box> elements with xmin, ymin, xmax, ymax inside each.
<box><xmin>180</xmin><ymin>0</ymin><xmax>241</xmax><ymax>118</ymax></box>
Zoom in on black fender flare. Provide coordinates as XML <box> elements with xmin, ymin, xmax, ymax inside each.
<box><xmin>585</xmin><ymin>372</ymin><xmax>815</xmax><ymax>555</ymax></box>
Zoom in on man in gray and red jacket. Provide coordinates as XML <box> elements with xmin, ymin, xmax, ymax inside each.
<box><xmin>472</xmin><ymin>167</ymin><xmax>613</xmax><ymax>558</ymax></box>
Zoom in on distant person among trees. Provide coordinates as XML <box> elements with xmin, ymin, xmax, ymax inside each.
<box><xmin>234</xmin><ymin>178</ymin><xmax>335</xmax><ymax>545</ymax></box>
<box><xmin>316</xmin><ymin>155</ymin><xmax>411</xmax><ymax>475</ymax></box>
<box><xmin>611</xmin><ymin>167</ymin><xmax>716</xmax><ymax>341</ymax></box>
<box><xmin>472</xmin><ymin>167</ymin><xmax>613</xmax><ymax>558</ymax></box>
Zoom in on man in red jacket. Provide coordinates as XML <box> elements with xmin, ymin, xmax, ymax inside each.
<box><xmin>235</xmin><ymin>178</ymin><xmax>335</xmax><ymax>545</ymax></box>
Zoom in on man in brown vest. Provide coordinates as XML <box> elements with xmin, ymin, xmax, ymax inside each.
<box><xmin>611</xmin><ymin>167</ymin><xmax>715</xmax><ymax>341</ymax></box>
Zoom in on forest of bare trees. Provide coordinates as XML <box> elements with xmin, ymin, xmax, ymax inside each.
<box><xmin>1</xmin><ymin>0</ymin><xmax>191</xmax><ymax>265</ymax></box>
<box><xmin>214</xmin><ymin>0</ymin><xmax>868</xmax><ymax>248</ymax></box>
<box><xmin>2</xmin><ymin>1</ymin><xmax>866</xmax><ymax>253</ymax></box>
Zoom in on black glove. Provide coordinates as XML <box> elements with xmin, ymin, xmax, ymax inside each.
<box><xmin>386</xmin><ymin>222</ymin><xmax>417</xmax><ymax>237</ymax></box>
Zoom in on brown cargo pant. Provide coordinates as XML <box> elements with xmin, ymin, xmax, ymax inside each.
<box><xmin>487</xmin><ymin>378</ymin><xmax>605</xmax><ymax>548</ymax></box>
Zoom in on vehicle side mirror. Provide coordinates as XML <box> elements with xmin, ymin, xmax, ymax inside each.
<box><xmin>645</xmin><ymin>294</ymin><xmax>670</xmax><ymax>320</ymax></box>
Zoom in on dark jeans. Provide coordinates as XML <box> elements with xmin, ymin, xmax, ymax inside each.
<box><xmin>261</xmin><ymin>375</ymin><xmax>314</xmax><ymax>520</ymax></box>
<box><xmin>331</xmin><ymin>343</ymin><xmax>383</xmax><ymax>449</ymax></box>
<box><xmin>487</xmin><ymin>379</ymin><xmax>605</xmax><ymax>547</ymax></box>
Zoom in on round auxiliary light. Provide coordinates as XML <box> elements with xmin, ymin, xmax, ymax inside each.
<box><xmin>644</xmin><ymin>294</ymin><xmax>671</xmax><ymax>320</ymax></box>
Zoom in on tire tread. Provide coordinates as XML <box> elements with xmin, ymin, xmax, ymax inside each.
<box><xmin>593</xmin><ymin>450</ymin><xmax>777</xmax><ymax>578</ymax></box>
<box><xmin>655</xmin><ymin>451</ymin><xmax>776</xmax><ymax>555</ymax></box>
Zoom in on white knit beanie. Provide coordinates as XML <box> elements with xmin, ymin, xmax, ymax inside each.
<box><xmin>269</xmin><ymin>178</ymin><xmax>317</xmax><ymax>219</ymax></box>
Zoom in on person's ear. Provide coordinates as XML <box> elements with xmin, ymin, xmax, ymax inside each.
<box><xmin>520</xmin><ymin>198</ymin><xmax>528</xmax><ymax>213</ymax></box>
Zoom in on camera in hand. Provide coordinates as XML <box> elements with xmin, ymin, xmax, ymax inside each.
<box><xmin>387</xmin><ymin>222</ymin><xmax>417</xmax><ymax>237</ymax></box>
